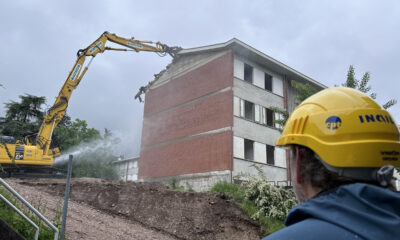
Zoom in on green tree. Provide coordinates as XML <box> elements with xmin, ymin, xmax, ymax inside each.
<box><xmin>290</xmin><ymin>80</ymin><xmax>318</xmax><ymax>104</ymax></box>
<box><xmin>0</xmin><ymin>94</ymin><xmax>46</xmax><ymax>138</ymax></box>
<box><xmin>4</xmin><ymin>94</ymin><xmax>45</xmax><ymax>123</ymax></box>
<box><xmin>53</xmin><ymin>117</ymin><xmax>101</xmax><ymax>151</ymax></box>
<box><xmin>343</xmin><ymin>65</ymin><xmax>397</xmax><ymax>109</ymax></box>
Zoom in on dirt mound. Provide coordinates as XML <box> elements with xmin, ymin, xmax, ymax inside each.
<box><xmin>20</xmin><ymin>178</ymin><xmax>261</xmax><ymax>240</ymax></box>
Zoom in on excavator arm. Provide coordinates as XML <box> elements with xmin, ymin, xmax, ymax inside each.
<box><xmin>35</xmin><ymin>31</ymin><xmax>180</xmax><ymax>156</ymax></box>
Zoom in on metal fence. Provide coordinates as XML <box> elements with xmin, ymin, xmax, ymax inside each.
<box><xmin>0</xmin><ymin>178</ymin><xmax>59</xmax><ymax>240</ymax></box>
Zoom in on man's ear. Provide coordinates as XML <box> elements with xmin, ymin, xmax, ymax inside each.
<box><xmin>296</xmin><ymin>146</ymin><xmax>303</xmax><ymax>184</ymax></box>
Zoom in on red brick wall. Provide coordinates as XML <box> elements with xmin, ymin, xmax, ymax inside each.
<box><xmin>139</xmin><ymin>131</ymin><xmax>233</xmax><ymax>179</ymax></box>
<box><xmin>141</xmin><ymin>91</ymin><xmax>233</xmax><ymax>147</ymax></box>
<box><xmin>144</xmin><ymin>52</ymin><xmax>233</xmax><ymax>117</ymax></box>
<box><xmin>139</xmin><ymin>51</ymin><xmax>234</xmax><ymax>179</ymax></box>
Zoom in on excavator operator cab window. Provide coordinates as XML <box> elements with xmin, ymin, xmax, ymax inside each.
<box><xmin>0</xmin><ymin>136</ymin><xmax>16</xmax><ymax>144</ymax></box>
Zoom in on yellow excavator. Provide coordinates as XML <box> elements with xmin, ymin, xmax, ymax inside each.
<box><xmin>0</xmin><ymin>31</ymin><xmax>180</xmax><ymax>174</ymax></box>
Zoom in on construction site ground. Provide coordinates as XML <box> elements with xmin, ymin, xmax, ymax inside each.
<box><xmin>4</xmin><ymin>178</ymin><xmax>262</xmax><ymax>240</ymax></box>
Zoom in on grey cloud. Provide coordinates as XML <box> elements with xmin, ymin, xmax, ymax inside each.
<box><xmin>1</xmin><ymin>0</ymin><xmax>399</xmax><ymax>157</ymax></box>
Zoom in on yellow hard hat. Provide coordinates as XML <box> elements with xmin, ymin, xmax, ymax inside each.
<box><xmin>276</xmin><ymin>87</ymin><xmax>400</xmax><ymax>171</ymax></box>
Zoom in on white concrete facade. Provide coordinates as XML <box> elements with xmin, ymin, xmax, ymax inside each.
<box><xmin>232</xmin><ymin>56</ymin><xmax>287</xmax><ymax>183</ymax></box>
<box><xmin>112</xmin><ymin>157</ymin><xmax>139</xmax><ymax>181</ymax></box>
<box><xmin>139</xmin><ymin>38</ymin><xmax>326</xmax><ymax>190</ymax></box>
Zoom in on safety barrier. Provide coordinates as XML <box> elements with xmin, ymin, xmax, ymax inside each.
<box><xmin>0</xmin><ymin>178</ymin><xmax>59</xmax><ymax>240</ymax></box>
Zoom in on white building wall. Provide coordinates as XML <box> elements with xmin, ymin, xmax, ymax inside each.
<box><xmin>113</xmin><ymin>158</ymin><xmax>139</xmax><ymax>182</ymax></box>
<box><xmin>233</xmin><ymin>158</ymin><xmax>287</xmax><ymax>183</ymax></box>
<box><xmin>233</xmin><ymin>78</ymin><xmax>284</xmax><ymax>110</ymax></box>
<box><xmin>234</xmin><ymin>117</ymin><xmax>281</xmax><ymax>146</ymax></box>
<box><xmin>233</xmin><ymin>55</ymin><xmax>288</xmax><ymax>183</ymax></box>
<box><xmin>234</xmin><ymin>56</ymin><xmax>284</xmax><ymax>97</ymax></box>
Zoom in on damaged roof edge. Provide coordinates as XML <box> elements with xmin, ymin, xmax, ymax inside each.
<box><xmin>178</xmin><ymin>38</ymin><xmax>327</xmax><ymax>89</ymax></box>
<box><xmin>135</xmin><ymin>38</ymin><xmax>328</xmax><ymax>102</ymax></box>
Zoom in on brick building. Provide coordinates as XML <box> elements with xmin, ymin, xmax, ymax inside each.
<box><xmin>138</xmin><ymin>39</ymin><xmax>325</xmax><ymax>191</ymax></box>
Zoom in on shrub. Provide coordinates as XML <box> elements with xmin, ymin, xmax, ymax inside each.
<box><xmin>242</xmin><ymin>180</ymin><xmax>297</xmax><ymax>220</ymax></box>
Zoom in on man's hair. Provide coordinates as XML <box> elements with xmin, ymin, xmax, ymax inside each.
<box><xmin>294</xmin><ymin>145</ymin><xmax>356</xmax><ymax>191</ymax></box>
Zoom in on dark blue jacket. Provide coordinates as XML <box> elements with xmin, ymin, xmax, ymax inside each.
<box><xmin>263</xmin><ymin>183</ymin><xmax>400</xmax><ymax>240</ymax></box>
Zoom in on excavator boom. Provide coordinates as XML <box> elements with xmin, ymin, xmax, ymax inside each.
<box><xmin>0</xmin><ymin>31</ymin><xmax>180</xmax><ymax>167</ymax></box>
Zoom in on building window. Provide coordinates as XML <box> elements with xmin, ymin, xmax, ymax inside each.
<box><xmin>266</xmin><ymin>108</ymin><xmax>274</xmax><ymax>127</ymax></box>
<box><xmin>244</xmin><ymin>64</ymin><xmax>253</xmax><ymax>83</ymax></box>
<box><xmin>265</xmin><ymin>73</ymin><xmax>273</xmax><ymax>91</ymax></box>
<box><xmin>244</xmin><ymin>139</ymin><xmax>254</xmax><ymax>160</ymax></box>
<box><xmin>267</xmin><ymin>145</ymin><xmax>275</xmax><ymax>165</ymax></box>
<box><xmin>261</xmin><ymin>107</ymin><xmax>266</xmax><ymax>125</ymax></box>
<box><xmin>274</xmin><ymin>112</ymin><xmax>285</xmax><ymax>129</ymax></box>
<box><xmin>244</xmin><ymin>100</ymin><xmax>254</xmax><ymax>121</ymax></box>
<box><xmin>254</xmin><ymin>104</ymin><xmax>260</xmax><ymax>122</ymax></box>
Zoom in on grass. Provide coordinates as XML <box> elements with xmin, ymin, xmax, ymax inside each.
<box><xmin>0</xmin><ymin>186</ymin><xmax>65</xmax><ymax>240</ymax></box>
<box><xmin>210</xmin><ymin>181</ymin><xmax>285</xmax><ymax>236</ymax></box>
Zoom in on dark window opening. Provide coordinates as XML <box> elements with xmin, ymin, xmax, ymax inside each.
<box><xmin>244</xmin><ymin>64</ymin><xmax>253</xmax><ymax>83</ymax></box>
<box><xmin>244</xmin><ymin>101</ymin><xmax>254</xmax><ymax>121</ymax></box>
<box><xmin>266</xmin><ymin>108</ymin><xmax>274</xmax><ymax>127</ymax></box>
<box><xmin>244</xmin><ymin>139</ymin><xmax>254</xmax><ymax>160</ymax></box>
<box><xmin>265</xmin><ymin>73</ymin><xmax>272</xmax><ymax>91</ymax></box>
<box><xmin>267</xmin><ymin>145</ymin><xmax>275</xmax><ymax>165</ymax></box>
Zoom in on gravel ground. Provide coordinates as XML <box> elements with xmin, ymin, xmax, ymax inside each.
<box><xmin>4</xmin><ymin>178</ymin><xmax>179</xmax><ymax>240</ymax></box>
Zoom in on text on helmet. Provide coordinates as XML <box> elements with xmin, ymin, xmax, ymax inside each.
<box><xmin>358</xmin><ymin>114</ymin><xmax>395</xmax><ymax>124</ymax></box>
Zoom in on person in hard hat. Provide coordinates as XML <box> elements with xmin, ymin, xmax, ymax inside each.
<box><xmin>263</xmin><ymin>87</ymin><xmax>400</xmax><ymax>240</ymax></box>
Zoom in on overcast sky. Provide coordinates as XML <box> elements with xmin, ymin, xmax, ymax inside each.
<box><xmin>1</xmin><ymin>1</ymin><xmax>399</xmax><ymax>158</ymax></box>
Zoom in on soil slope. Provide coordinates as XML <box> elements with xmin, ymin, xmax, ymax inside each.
<box><xmin>5</xmin><ymin>178</ymin><xmax>261</xmax><ymax>240</ymax></box>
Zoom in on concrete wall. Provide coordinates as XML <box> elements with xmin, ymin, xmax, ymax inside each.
<box><xmin>233</xmin><ymin>117</ymin><xmax>281</xmax><ymax>146</ymax></box>
<box><xmin>232</xmin><ymin>55</ymin><xmax>287</xmax><ymax>182</ymax></box>
<box><xmin>113</xmin><ymin>159</ymin><xmax>139</xmax><ymax>181</ymax></box>
<box><xmin>142</xmin><ymin>170</ymin><xmax>231</xmax><ymax>192</ymax></box>
<box><xmin>233</xmin><ymin>78</ymin><xmax>284</xmax><ymax>110</ymax></box>
<box><xmin>139</xmin><ymin>51</ymin><xmax>234</xmax><ymax>179</ymax></box>
<box><xmin>233</xmin><ymin>158</ymin><xmax>287</xmax><ymax>183</ymax></box>
<box><xmin>234</xmin><ymin>56</ymin><xmax>284</xmax><ymax>97</ymax></box>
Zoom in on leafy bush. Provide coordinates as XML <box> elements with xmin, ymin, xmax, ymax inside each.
<box><xmin>211</xmin><ymin>181</ymin><xmax>288</xmax><ymax>235</ymax></box>
<box><xmin>242</xmin><ymin>180</ymin><xmax>297</xmax><ymax>220</ymax></box>
<box><xmin>236</xmin><ymin>165</ymin><xmax>297</xmax><ymax>221</ymax></box>
<box><xmin>212</xmin><ymin>166</ymin><xmax>298</xmax><ymax>235</ymax></box>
